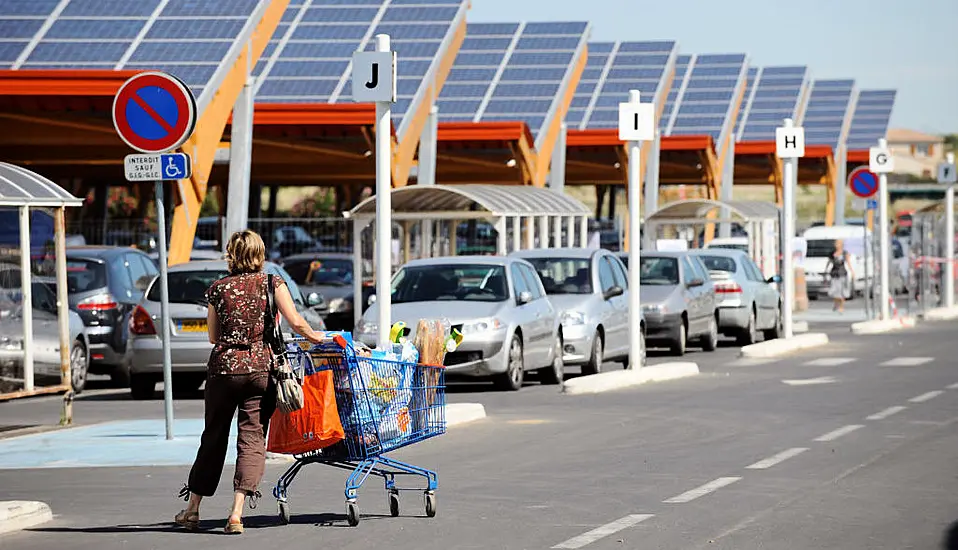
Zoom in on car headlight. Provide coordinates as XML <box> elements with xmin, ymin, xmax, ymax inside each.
<box><xmin>643</xmin><ymin>304</ymin><xmax>667</xmax><ymax>314</ymax></box>
<box><xmin>560</xmin><ymin>311</ymin><xmax>586</xmax><ymax>325</ymax></box>
<box><xmin>356</xmin><ymin>319</ymin><xmax>377</xmax><ymax>335</ymax></box>
<box><xmin>460</xmin><ymin>318</ymin><xmax>502</xmax><ymax>334</ymax></box>
<box><xmin>327</xmin><ymin>297</ymin><xmax>349</xmax><ymax>313</ymax></box>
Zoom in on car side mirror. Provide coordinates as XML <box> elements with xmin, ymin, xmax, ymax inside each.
<box><xmin>517</xmin><ymin>291</ymin><xmax>533</xmax><ymax>305</ymax></box>
<box><xmin>603</xmin><ymin>286</ymin><xmax>624</xmax><ymax>300</ymax></box>
<box><xmin>134</xmin><ymin>275</ymin><xmax>154</xmax><ymax>292</ymax></box>
<box><xmin>306</xmin><ymin>292</ymin><xmax>323</xmax><ymax>307</ymax></box>
<box><xmin>766</xmin><ymin>275</ymin><xmax>782</xmax><ymax>284</ymax></box>
<box><xmin>686</xmin><ymin>278</ymin><xmax>704</xmax><ymax>288</ymax></box>
<box><xmin>367</xmin><ymin>294</ymin><xmax>376</xmax><ymax>306</ymax></box>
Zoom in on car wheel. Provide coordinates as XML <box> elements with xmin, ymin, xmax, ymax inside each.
<box><xmin>538</xmin><ymin>336</ymin><xmax>564</xmax><ymax>385</ymax></box>
<box><xmin>669</xmin><ymin>322</ymin><xmax>687</xmax><ymax>356</ymax></box>
<box><xmin>130</xmin><ymin>373</ymin><xmax>156</xmax><ymax>400</ymax></box>
<box><xmin>763</xmin><ymin>304</ymin><xmax>783</xmax><ymax>340</ymax></box>
<box><xmin>70</xmin><ymin>339</ymin><xmax>89</xmax><ymax>394</ymax></box>
<box><xmin>736</xmin><ymin>308</ymin><xmax>757</xmax><ymax>346</ymax></box>
<box><xmin>701</xmin><ymin>315</ymin><xmax>719</xmax><ymax>351</ymax></box>
<box><xmin>582</xmin><ymin>332</ymin><xmax>603</xmax><ymax>375</ymax></box>
<box><xmin>494</xmin><ymin>334</ymin><xmax>524</xmax><ymax>391</ymax></box>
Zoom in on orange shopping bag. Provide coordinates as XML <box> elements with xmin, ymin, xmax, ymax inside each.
<box><xmin>267</xmin><ymin>368</ymin><xmax>345</xmax><ymax>455</ymax></box>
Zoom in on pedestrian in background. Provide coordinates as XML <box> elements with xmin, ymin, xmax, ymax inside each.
<box><xmin>826</xmin><ymin>239</ymin><xmax>854</xmax><ymax>313</ymax></box>
<box><xmin>175</xmin><ymin>230</ymin><xmax>326</xmax><ymax>534</ymax></box>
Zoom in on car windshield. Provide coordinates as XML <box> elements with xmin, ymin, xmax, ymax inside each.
<box><xmin>708</xmin><ymin>243</ymin><xmax>747</xmax><ymax>252</ymax></box>
<box><xmin>65</xmin><ymin>259</ymin><xmax>107</xmax><ymax>293</ymax></box>
<box><xmin>806</xmin><ymin>239</ymin><xmax>836</xmax><ymax>258</ymax></box>
<box><xmin>148</xmin><ymin>270</ymin><xmax>226</xmax><ymax>305</ymax></box>
<box><xmin>640</xmin><ymin>257</ymin><xmax>679</xmax><ymax>285</ymax></box>
<box><xmin>698</xmin><ymin>255</ymin><xmax>738</xmax><ymax>273</ymax></box>
<box><xmin>392</xmin><ymin>264</ymin><xmax>508</xmax><ymax>303</ymax></box>
<box><xmin>526</xmin><ymin>258</ymin><xmax>591</xmax><ymax>295</ymax></box>
<box><xmin>617</xmin><ymin>256</ymin><xmax>628</xmax><ymax>268</ymax></box>
<box><xmin>283</xmin><ymin>258</ymin><xmax>352</xmax><ymax>286</ymax></box>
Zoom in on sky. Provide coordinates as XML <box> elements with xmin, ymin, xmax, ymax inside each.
<box><xmin>468</xmin><ymin>0</ymin><xmax>958</xmax><ymax>135</ymax></box>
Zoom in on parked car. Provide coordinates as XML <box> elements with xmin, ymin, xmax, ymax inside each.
<box><xmin>357</xmin><ymin>256</ymin><xmax>563</xmax><ymax>391</ymax></box>
<box><xmin>688</xmin><ymin>249</ymin><xmax>782</xmax><ymax>345</ymax></box>
<box><xmin>0</xmin><ymin>279</ymin><xmax>90</xmax><ymax>392</ymax></box>
<box><xmin>127</xmin><ymin>260</ymin><xmax>325</xmax><ymax>399</ymax></box>
<box><xmin>147</xmin><ymin>248</ymin><xmax>223</xmax><ymax>265</ymax></box>
<box><xmin>280</xmin><ymin>252</ymin><xmax>375</xmax><ymax>330</ymax></box>
<box><xmin>64</xmin><ymin>246</ymin><xmax>158</xmax><ymax>384</ymax></box>
<box><xmin>640</xmin><ymin>251</ymin><xmax>718</xmax><ymax>356</ymax></box>
<box><xmin>704</xmin><ymin>237</ymin><xmax>748</xmax><ymax>253</ymax></box>
<box><xmin>512</xmin><ymin>247</ymin><xmax>644</xmax><ymax>373</ymax></box>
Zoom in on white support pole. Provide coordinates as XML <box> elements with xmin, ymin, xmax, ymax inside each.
<box><xmin>553</xmin><ymin>216</ymin><xmax>562</xmax><ymax>249</ymax></box>
<box><xmin>420</xmin><ymin>105</ymin><xmax>438</xmax><ymax>259</ymax></box>
<box><xmin>538</xmin><ymin>215</ymin><xmax>549</xmax><ymax>248</ymax></box>
<box><xmin>155</xmin><ymin>180</ymin><xmax>174</xmax><ymax>439</ymax></box>
<box><xmin>644</xmin><ymin>129</ymin><xmax>661</xmax><ymax>218</ymax></box>
<box><xmin>550</xmin><ymin>122</ymin><xmax>567</xmax><ymax>194</ymax></box>
<box><xmin>781</xmin><ymin>120</ymin><xmax>797</xmax><ymax>339</ymax></box>
<box><xmin>625</xmin><ymin>90</ymin><xmax>644</xmax><ymax>369</ymax></box>
<box><xmin>352</xmin><ymin>220</ymin><xmax>363</xmax><ymax>331</ymax></box>
<box><xmin>566</xmin><ymin>215</ymin><xmax>575</xmax><ymax>247</ymax></box>
<box><xmin>878</xmin><ymin>138</ymin><xmax>891</xmax><ymax>321</ymax></box>
<box><xmin>512</xmin><ymin>216</ymin><xmax>521</xmax><ymax>252</ymax></box>
<box><xmin>719</xmin><ymin>139</ymin><xmax>735</xmax><ymax>238</ymax></box>
<box><xmin>19</xmin><ymin>206</ymin><xmax>33</xmax><ymax>392</ymax></box>
<box><xmin>946</xmin><ymin>152</ymin><xmax>956</xmax><ymax>308</ymax></box>
<box><xmin>496</xmin><ymin>217</ymin><xmax>507</xmax><ymax>255</ymax></box>
<box><xmin>374</xmin><ymin>34</ymin><xmax>392</xmax><ymax>350</ymax></box>
<box><xmin>579</xmin><ymin>216</ymin><xmax>587</xmax><ymax>248</ymax></box>
<box><xmin>225</xmin><ymin>71</ymin><xmax>254</xmax><ymax>238</ymax></box>
<box><xmin>525</xmin><ymin>217</ymin><xmax>534</xmax><ymax>250</ymax></box>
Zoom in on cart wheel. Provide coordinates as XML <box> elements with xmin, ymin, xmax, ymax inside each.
<box><xmin>424</xmin><ymin>491</ymin><xmax>437</xmax><ymax>518</ymax></box>
<box><xmin>278</xmin><ymin>501</ymin><xmax>290</xmax><ymax>525</ymax></box>
<box><xmin>346</xmin><ymin>500</ymin><xmax>360</xmax><ymax>526</ymax></box>
<box><xmin>388</xmin><ymin>491</ymin><xmax>400</xmax><ymax>517</ymax></box>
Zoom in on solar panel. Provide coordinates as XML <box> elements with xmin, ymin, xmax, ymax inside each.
<box><xmin>801</xmin><ymin>79</ymin><xmax>856</xmax><ymax>149</ymax></box>
<box><xmin>255</xmin><ymin>0</ymin><xmax>468</xmax><ymax>136</ymax></box>
<box><xmin>437</xmin><ymin>21</ymin><xmax>589</xmax><ymax>145</ymax></box>
<box><xmin>737</xmin><ymin>66</ymin><xmax>809</xmax><ymax>142</ymax></box>
<box><xmin>845</xmin><ymin>90</ymin><xmax>895</xmax><ymax>150</ymax></box>
<box><xmin>659</xmin><ymin>54</ymin><xmax>691</xmax><ymax>132</ymax></box>
<box><xmin>668</xmin><ymin>53</ymin><xmax>748</xmax><ymax>142</ymax></box>
<box><xmin>5</xmin><ymin>0</ymin><xmax>270</xmax><ymax>102</ymax></box>
<box><xmin>572</xmin><ymin>41</ymin><xmax>677</xmax><ymax>130</ymax></box>
<box><xmin>733</xmin><ymin>67</ymin><xmax>758</xmax><ymax>138</ymax></box>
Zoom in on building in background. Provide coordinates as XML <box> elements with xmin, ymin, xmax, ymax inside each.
<box><xmin>886</xmin><ymin>129</ymin><xmax>946</xmax><ymax>179</ymax></box>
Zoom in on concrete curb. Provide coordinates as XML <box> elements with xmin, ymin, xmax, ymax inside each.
<box><xmin>739</xmin><ymin>333</ymin><xmax>829</xmax><ymax>358</ymax></box>
<box><xmin>562</xmin><ymin>362</ymin><xmax>699</xmax><ymax>395</ymax></box>
<box><xmin>923</xmin><ymin>306</ymin><xmax>958</xmax><ymax>322</ymax></box>
<box><xmin>0</xmin><ymin>501</ymin><xmax>53</xmax><ymax>535</ymax></box>
<box><xmin>850</xmin><ymin>317</ymin><xmax>916</xmax><ymax>335</ymax></box>
<box><xmin>793</xmin><ymin>321</ymin><xmax>809</xmax><ymax>334</ymax></box>
<box><xmin>446</xmin><ymin>403</ymin><xmax>487</xmax><ymax>427</ymax></box>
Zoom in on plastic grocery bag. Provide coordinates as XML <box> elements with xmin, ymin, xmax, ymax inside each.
<box><xmin>267</xmin><ymin>360</ymin><xmax>345</xmax><ymax>456</ymax></box>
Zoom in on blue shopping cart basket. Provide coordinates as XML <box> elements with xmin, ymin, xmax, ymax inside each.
<box><xmin>273</xmin><ymin>334</ymin><xmax>446</xmax><ymax>527</ymax></box>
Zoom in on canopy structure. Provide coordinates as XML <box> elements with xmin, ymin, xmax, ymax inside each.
<box><xmin>0</xmin><ymin>163</ymin><xmax>81</xmax><ymax>412</ymax></box>
<box><xmin>345</xmin><ymin>184</ymin><xmax>591</xmax><ymax>327</ymax></box>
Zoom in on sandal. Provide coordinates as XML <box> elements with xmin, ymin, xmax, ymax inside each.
<box><xmin>225</xmin><ymin>516</ymin><xmax>244</xmax><ymax>534</ymax></box>
<box><xmin>174</xmin><ymin>509</ymin><xmax>199</xmax><ymax>531</ymax></box>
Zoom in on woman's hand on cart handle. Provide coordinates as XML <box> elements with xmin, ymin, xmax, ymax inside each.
<box><xmin>305</xmin><ymin>330</ymin><xmax>327</xmax><ymax>345</ymax></box>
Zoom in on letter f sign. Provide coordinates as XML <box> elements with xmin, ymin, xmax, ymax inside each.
<box><xmin>365</xmin><ymin>63</ymin><xmax>379</xmax><ymax>89</ymax></box>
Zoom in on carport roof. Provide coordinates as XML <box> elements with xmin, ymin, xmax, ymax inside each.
<box><xmin>0</xmin><ymin>162</ymin><xmax>81</xmax><ymax>208</ymax></box>
<box><xmin>347</xmin><ymin>184</ymin><xmax>590</xmax><ymax>219</ymax></box>
<box><xmin>646</xmin><ymin>199</ymin><xmax>780</xmax><ymax>222</ymax></box>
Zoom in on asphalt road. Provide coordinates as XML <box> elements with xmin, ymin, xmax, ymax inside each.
<box><xmin>2</xmin><ymin>314</ymin><xmax>956</xmax><ymax>549</ymax></box>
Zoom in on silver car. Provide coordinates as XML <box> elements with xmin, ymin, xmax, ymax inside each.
<box><xmin>512</xmin><ymin>247</ymin><xmax>644</xmax><ymax>373</ymax></box>
<box><xmin>688</xmin><ymin>249</ymin><xmax>782</xmax><ymax>345</ymax></box>
<box><xmin>127</xmin><ymin>260</ymin><xmax>325</xmax><ymax>400</ymax></box>
<box><xmin>640</xmin><ymin>252</ymin><xmax>719</xmax><ymax>356</ymax></box>
<box><xmin>357</xmin><ymin>256</ymin><xmax>562</xmax><ymax>391</ymax></box>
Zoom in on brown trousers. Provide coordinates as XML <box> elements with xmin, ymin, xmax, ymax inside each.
<box><xmin>188</xmin><ymin>371</ymin><xmax>276</xmax><ymax>496</ymax></box>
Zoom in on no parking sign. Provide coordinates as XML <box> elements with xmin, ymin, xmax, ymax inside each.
<box><xmin>112</xmin><ymin>72</ymin><xmax>196</xmax><ymax>154</ymax></box>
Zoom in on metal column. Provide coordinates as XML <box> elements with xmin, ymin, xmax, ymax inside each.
<box><xmin>566</xmin><ymin>215</ymin><xmax>575</xmax><ymax>247</ymax></box>
<box><xmin>19</xmin><ymin>206</ymin><xmax>33</xmax><ymax>392</ymax></box>
<box><xmin>225</xmin><ymin>67</ymin><xmax>254</xmax><ymax>238</ymax></box>
<box><xmin>419</xmin><ymin>106</ymin><xmax>438</xmax><ymax>259</ymax></box>
<box><xmin>644</xmin><ymin>129</ymin><xmax>661</xmax><ymax>219</ymax></box>
<box><xmin>496</xmin><ymin>217</ymin><xmax>507</xmax><ymax>255</ymax></box>
<box><xmin>579</xmin><ymin>216</ymin><xmax>587</xmax><ymax>247</ymax></box>
<box><xmin>374</xmin><ymin>34</ymin><xmax>393</xmax><ymax>349</ymax></box>
<box><xmin>538</xmin><ymin>215</ymin><xmax>549</xmax><ymax>248</ymax></box>
<box><xmin>550</xmin><ymin>122</ymin><xmax>567</xmax><ymax>194</ymax></box>
<box><xmin>719</xmin><ymin>140</ymin><xmax>735</xmax><ymax>238</ymax></box>
<box><xmin>512</xmin><ymin>216</ymin><xmax>521</xmax><ymax>252</ymax></box>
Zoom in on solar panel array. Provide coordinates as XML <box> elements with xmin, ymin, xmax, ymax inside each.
<box><xmin>568</xmin><ymin>40</ymin><xmax>676</xmax><ymax>130</ymax></box>
<box><xmin>801</xmin><ymin>79</ymin><xmax>855</xmax><ymax>149</ymax></box>
<box><xmin>733</xmin><ymin>67</ymin><xmax>759</xmax><ymax>139</ymax></box>
<box><xmin>1</xmin><ymin>0</ymin><xmax>268</xmax><ymax>99</ymax></box>
<box><xmin>254</xmin><ymin>0</ymin><xmax>467</xmax><ymax>131</ymax></box>
<box><xmin>737</xmin><ymin>66</ymin><xmax>809</xmax><ymax>142</ymax></box>
<box><xmin>667</xmin><ymin>53</ymin><xmax>748</xmax><ymax>142</ymax></box>
<box><xmin>436</xmin><ymin>21</ymin><xmax>589</xmax><ymax>143</ymax></box>
<box><xmin>659</xmin><ymin>54</ymin><xmax>691</xmax><ymax>133</ymax></box>
<box><xmin>845</xmin><ymin>90</ymin><xmax>895</xmax><ymax>150</ymax></box>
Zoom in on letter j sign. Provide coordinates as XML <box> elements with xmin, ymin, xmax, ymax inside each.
<box><xmin>351</xmin><ymin>51</ymin><xmax>396</xmax><ymax>103</ymax></box>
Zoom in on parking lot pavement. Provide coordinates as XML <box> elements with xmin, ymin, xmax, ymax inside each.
<box><xmin>1</xmin><ymin>320</ymin><xmax>956</xmax><ymax>549</ymax></box>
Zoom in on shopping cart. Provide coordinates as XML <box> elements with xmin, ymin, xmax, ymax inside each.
<box><xmin>272</xmin><ymin>335</ymin><xmax>446</xmax><ymax>527</ymax></box>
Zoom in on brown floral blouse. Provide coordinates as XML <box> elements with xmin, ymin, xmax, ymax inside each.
<box><xmin>205</xmin><ymin>272</ymin><xmax>286</xmax><ymax>375</ymax></box>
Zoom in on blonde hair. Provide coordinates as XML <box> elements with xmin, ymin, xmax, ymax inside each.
<box><xmin>225</xmin><ymin>230</ymin><xmax>266</xmax><ymax>275</ymax></box>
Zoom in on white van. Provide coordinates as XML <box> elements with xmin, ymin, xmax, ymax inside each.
<box><xmin>802</xmin><ymin>225</ymin><xmax>874</xmax><ymax>299</ymax></box>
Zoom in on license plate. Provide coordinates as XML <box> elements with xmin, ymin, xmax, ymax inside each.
<box><xmin>177</xmin><ymin>320</ymin><xmax>207</xmax><ymax>332</ymax></box>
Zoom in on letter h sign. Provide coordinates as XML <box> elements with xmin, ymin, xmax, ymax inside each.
<box><xmin>775</xmin><ymin>126</ymin><xmax>805</xmax><ymax>159</ymax></box>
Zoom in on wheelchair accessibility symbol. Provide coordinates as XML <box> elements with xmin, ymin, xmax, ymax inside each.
<box><xmin>123</xmin><ymin>152</ymin><xmax>192</xmax><ymax>182</ymax></box>
<box><xmin>160</xmin><ymin>153</ymin><xmax>191</xmax><ymax>181</ymax></box>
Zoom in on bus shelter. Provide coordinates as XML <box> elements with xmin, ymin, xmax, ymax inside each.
<box><xmin>0</xmin><ymin>162</ymin><xmax>82</xmax><ymax>417</ymax></box>
<box><xmin>643</xmin><ymin>199</ymin><xmax>781</xmax><ymax>280</ymax></box>
<box><xmin>344</xmin><ymin>184</ymin><xmax>591</xmax><ymax>327</ymax></box>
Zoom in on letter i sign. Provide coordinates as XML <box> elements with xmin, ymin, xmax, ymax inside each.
<box><xmin>775</xmin><ymin>126</ymin><xmax>805</xmax><ymax>158</ymax></box>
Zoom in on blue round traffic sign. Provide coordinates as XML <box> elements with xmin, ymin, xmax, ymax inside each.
<box><xmin>112</xmin><ymin>72</ymin><xmax>196</xmax><ymax>154</ymax></box>
<box><xmin>848</xmin><ymin>167</ymin><xmax>879</xmax><ymax>199</ymax></box>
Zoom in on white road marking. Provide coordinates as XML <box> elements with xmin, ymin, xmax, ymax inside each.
<box><xmin>866</xmin><ymin>406</ymin><xmax>907</xmax><ymax>420</ymax></box>
<box><xmin>782</xmin><ymin>376</ymin><xmax>837</xmax><ymax>386</ymax></box>
<box><xmin>746</xmin><ymin>447</ymin><xmax>809</xmax><ymax>470</ymax></box>
<box><xmin>663</xmin><ymin>477</ymin><xmax>742</xmax><ymax>503</ymax></box>
<box><xmin>880</xmin><ymin>357</ymin><xmax>933</xmax><ymax>367</ymax></box>
<box><xmin>947</xmin><ymin>383</ymin><xmax>958</xmax><ymax>390</ymax></box>
<box><xmin>909</xmin><ymin>390</ymin><xmax>944</xmax><ymax>403</ymax></box>
<box><xmin>551</xmin><ymin>514</ymin><xmax>654</xmax><ymax>549</ymax></box>
<box><xmin>814</xmin><ymin>424</ymin><xmax>864</xmax><ymax>442</ymax></box>
<box><xmin>804</xmin><ymin>357</ymin><xmax>855</xmax><ymax>367</ymax></box>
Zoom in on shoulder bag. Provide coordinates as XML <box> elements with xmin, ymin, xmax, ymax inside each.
<box><xmin>265</xmin><ymin>274</ymin><xmax>304</xmax><ymax>414</ymax></box>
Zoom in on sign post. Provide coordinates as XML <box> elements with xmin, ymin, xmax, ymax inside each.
<box><xmin>939</xmin><ymin>152</ymin><xmax>957</xmax><ymax>307</ymax></box>
<box><xmin>869</xmin><ymin>139</ymin><xmax>894</xmax><ymax>320</ymax></box>
<box><xmin>353</xmin><ymin>35</ymin><xmax>397</xmax><ymax>349</ymax></box>
<box><xmin>775</xmin><ymin>118</ymin><xmax>805</xmax><ymax>338</ymax></box>
<box><xmin>618</xmin><ymin>90</ymin><xmax>654</xmax><ymax>369</ymax></box>
<box><xmin>848</xmin><ymin>166</ymin><xmax>880</xmax><ymax>318</ymax></box>
<box><xmin>113</xmin><ymin>71</ymin><xmax>196</xmax><ymax>440</ymax></box>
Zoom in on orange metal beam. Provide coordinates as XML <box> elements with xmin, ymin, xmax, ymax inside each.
<box><xmin>0</xmin><ymin>69</ymin><xmax>138</xmax><ymax>96</ymax></box>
